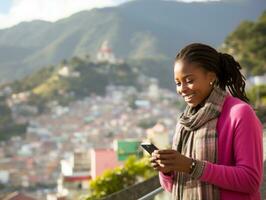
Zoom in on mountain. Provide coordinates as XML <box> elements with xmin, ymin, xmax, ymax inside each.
<box><xmin>6</xmin><ymin>57</ymin><xmax>140</xmax><ymax>110</ymax></box>
<box><xmin>222</xmin><ymin>10</ymin><xmax>266</xmax><ymax>75</ymax></box>
<box><xmin>0</xmin><ymin>0</ymin><xmax>265</xmax><ymax>82</ymax></box>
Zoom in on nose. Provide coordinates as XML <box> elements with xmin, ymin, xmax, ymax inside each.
<box><xmin>176</xmin><ymin>83</ymin><xmax>188</xmax><ymax>95</ymax></box>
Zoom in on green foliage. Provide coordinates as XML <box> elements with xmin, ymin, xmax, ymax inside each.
<box><xmin>222</xmin><ymin>11</ymin><xmax>266</xmax><ymax>75</ymax></box>
<box><xmin>0</xmin><ymin>98</ymin><xmax>27</xmax><ymax>141</ymax></box>
<box><xmin>0</xmin><ymin>123</ymin><xmax>27</xmax><ymax>141</ymax></box>
<box><xmin>247</xmin><ymin>84</ymin><xmax>266</xmax><ymax>106</ymax></box>
<box><xmin>128</xmin><ymin>58</ymin><xmax>173</xmax><ymax>89</ymax></box>
<box><xmin>0</xmin><ymin>101</ymin><xmax>12</xmax><ymax>126</ymax></box>
<box><xmin>128</xmin><ymin>96</ymin><xmax>138</xmax><ymax>110</ymax></box>
<box><xmin>255</xmin><ymin>106</ymin><xmax>266</xmax><ymax>125</ymax></box>
<box><xmin>2</xmin><ymin>0</ymin><xmax>261</xmax><ymax>82</ymax></box>
<box><xmin>9</xmin><ymin>66</ymin><xmax>55</xmax><ymax>93</ymax></box>
<box><xmin>5</xmin><ymin>57</ymin><xmax>139</xmax><ymax>111</ymax></box>
<box><xmin>137</xmin><ymin>118</ymin><xmax>157</xmax><ymax>129</ymax></box>
<box><xmin>247</xmin><ymin>84</ymin><xmax>266</xmax><ymax>124</ymax></box>
<box><xmin>0</xmin><ymin>182</ymin><xmax>5</xmax><ymax>190</ymax></box>
<box><xmin>86</xmin><ymin>156</ymin><xmax>156</xmax><ymax>200</ymax></box>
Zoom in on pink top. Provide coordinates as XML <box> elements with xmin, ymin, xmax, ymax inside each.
<box><xmin>159</xmin><ymin>95</ymin><xmax>264</xmax><ymax>200</ymax></box>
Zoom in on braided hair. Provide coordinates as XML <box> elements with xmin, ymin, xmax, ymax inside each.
<box><xmin>175</xmin><ymin>43</ymin><xmax>249</xmax><ymax>103</ymax></box>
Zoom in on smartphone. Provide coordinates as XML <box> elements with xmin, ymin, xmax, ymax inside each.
<box><xmin>140</xmin><ymin>143</ymin><xmax>159</xmax><ymax>155</ymax></box>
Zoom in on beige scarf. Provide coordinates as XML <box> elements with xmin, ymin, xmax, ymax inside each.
<box><xmin>171</xmin><ymin>86</ymin><xmax>228</xmax><ymax>200</ymax></box>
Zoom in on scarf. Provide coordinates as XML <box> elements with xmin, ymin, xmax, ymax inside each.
<box><xmin>171</xmin><ymin>86</ymin><xmax>228</xmax><ymax>200</ymax></box>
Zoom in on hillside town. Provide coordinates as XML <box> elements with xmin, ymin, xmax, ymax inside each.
<box><xmin>0</xmin><ymin>73</ymin><xmax>184</xmax><ymax>199</ymax></box>
<box><xmin>1</xmin><ymin>37</ymin><xmax>266</xmax><ymax>199</ymax></box>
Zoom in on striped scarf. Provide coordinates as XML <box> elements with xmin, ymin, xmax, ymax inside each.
<box><xmin>171</xmin><ymin>86</ymin><xmax>228</xmax><ymax>200</ymax></box>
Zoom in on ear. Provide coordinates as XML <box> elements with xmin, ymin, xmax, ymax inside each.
<box><xmin>207</xmin><ymin>71</ymin><xmax>217</xmax><ymax>83</ymax></box>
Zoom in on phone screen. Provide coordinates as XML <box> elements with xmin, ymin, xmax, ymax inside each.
<box><xmin>141</xmin><ymin>143</ymin><xmax>158</xmax><ymax>155</ymax></box>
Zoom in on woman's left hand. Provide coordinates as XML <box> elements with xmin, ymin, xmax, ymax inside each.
<box><xmin>151</xmin><ymin>149</ymin><xmax>192</xmax><ymax>173</ymax></box>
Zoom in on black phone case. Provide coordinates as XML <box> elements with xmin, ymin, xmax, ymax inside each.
<box><xmin>141</xmin><ymin>143</ymin><xmax>158</xmax><ymax>154</ymax></box>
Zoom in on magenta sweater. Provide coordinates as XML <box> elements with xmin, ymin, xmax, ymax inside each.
<box><xmin>159</xmin><ymin>95</ymin><xmax>264</xmax><ymax>200</ymax></box>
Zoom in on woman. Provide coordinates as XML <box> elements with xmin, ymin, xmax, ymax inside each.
<box><xmin>150</xmin><ymin>43</ymin><xmax>263</xmax><ymax>200</ymax></box>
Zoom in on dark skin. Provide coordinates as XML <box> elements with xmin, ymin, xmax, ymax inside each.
<box><xmin>150</xmin><ymin>150</ymin><xmax>192</xmax><ymax>174</ymax></box>
<box><xmin>149</xmin><ymin>60</ymin><xmax>216</xmax><ymax>175</ymax></box>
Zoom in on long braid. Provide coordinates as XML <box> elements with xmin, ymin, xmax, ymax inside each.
<box><xmin>218</xmin><ymin>52</ymin><xmax>249</xmax><ymax>103</ymax></box>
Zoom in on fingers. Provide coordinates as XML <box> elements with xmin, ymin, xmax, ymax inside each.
<box><xmin>151</xmin><ymin>162</ymin><xmax>159</xmax><ymax>168</ymax></box>
<box><xmin>155</xmin><ymin>149</ymin><xmax>176</xmax><ymax>154</ymax></box>
<box><xmin>150</xmin><ymin>158</ymin><xmax>174</xmax><ymax>173</ymax></box>
<box><xmin>153</xmin><ymin>149</ymin><xmax>178</xmax><ymax>158</ymax></box>
<box><xmin>149</xmin><ymin>155</ymin><xmax>167</xmax><ymax>170</ymax></box>
<box><xmin>149</xmin><ymin>156</ymin><xmax>158</xmax><ymax>162</ymax></box>
<box><xmin>150</xmin><ymin>161</ymin><xmax>161</xmax><ymax>171</ymax></box>
<box><xmin>152</xmin><ymin>150</ymin><xmax>177</xmax><ymax>160</ymax></box>
<box><xmin>150</xmin><ymin>150</ymin><xmax>180</xmax><ymax>172</ymax></box>
<box><xmin>157</xmin><ymin>153</ymin><xmax>176</xmax><ymax>160</ymax></box>
<box><xmin>149</xmin><ymin>155</ymin><xmax>159</xmax><ymax>168</ymax></box>
<box><xmin>157</xmin><ymin>159</ymin><xmax>175</xmax><ymax>165</ymax></box>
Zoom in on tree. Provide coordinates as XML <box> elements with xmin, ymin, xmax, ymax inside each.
<box><xmin>222</xmin><ymin>11</ymin><xmax>266</xmax><ymax>76</ymax></box>
<box><xmin>85</xmin><ymin>156</ymin><xmax>156</xmax><ymax>200</ymax></box>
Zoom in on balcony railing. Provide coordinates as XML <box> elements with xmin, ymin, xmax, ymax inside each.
<box><xmin>138</xmin><ymin>187</ymin><xmax>164</xmax><ymax>200</ymax></box>
<box><xmin>102</xmin><ymin>175</ymin><xmax>171</xmax><ymax>200</ymax></box>
<box><xmin>102</xmin><ymin>175</ymin><xmax>162</xmax><ymax>200</ymax></box>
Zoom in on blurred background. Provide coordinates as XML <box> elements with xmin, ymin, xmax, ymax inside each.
<box><xmin>0</xmin><ymin>0</ymin><xmax>265</xmax><ymax>199</ymax></box>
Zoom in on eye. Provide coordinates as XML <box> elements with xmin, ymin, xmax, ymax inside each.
<box><xmin>186</xmin><ymin>79</ymin><xmax>194</xmax><ymax>84</ymax></box>
<box><xmin>175</xmin><ymin>82</ymin><xmax>181</xmax><ymax>86</ymax></box>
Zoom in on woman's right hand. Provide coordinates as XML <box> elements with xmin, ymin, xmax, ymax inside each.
<box><xmin>150</xmin><ymin>152</ymin><xmax>173</xmax><ymax>174</ymax></box>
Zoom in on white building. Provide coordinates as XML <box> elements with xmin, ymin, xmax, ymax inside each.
<box><xmin>148</xmin><ymin>78</ymin><xmax>160</xmax><ymax>100</ymax></box>
<box><xmin>0</xmin><ymin>170</ymin><xmax>9</xmax><ymax>184</ymax></box>
<box><xmin>59</xmin><ymin>150</ymin><xmax>91</xmax><ymax>195</ymax></box>
<box><xmin>247</xmin><ymin>74</ymin><xmax>266</xmax><ymax>89</ymax></box>
<box><xmin>145</xmin><ymin>122</ymin><xmax>170</xmax><ymax>150</ymax></box>
<box><xmin>253</xmin><ymin>74</ymin><xmax>266</xmax><ymax>85</ymax></box>
<box><xmin>97</xmin><ymin>40</ymin><xmax>117</xmax><ymax>63</ymax></box>
<box><xmin>61</xmin><ymin>150</ymin><xmax>91</xmax><ymax>177</ymax></box>
<box><xmin>58</xmin><ymin>66</ymin><xmax>80</xmax><ymax>78</ymax></box>
<box><xmin>10</xmin><ymin>91</ymin><xmax>31</xmax><ymax>104</ymax></box>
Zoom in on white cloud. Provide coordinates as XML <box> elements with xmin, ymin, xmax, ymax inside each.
<box><xmin>0</xmin><ymin>0</ymin><xmax>129</xmax><ymax>29</ymax></box>
<box><xmin>167</xmin><ymin>0</ymin><xmax>219</xmax><ymax>2</ymax></box>
<box><xmin>0</xmin><ymin>0</ymin><xmax>219</xmax><ymax>29</ymax></box>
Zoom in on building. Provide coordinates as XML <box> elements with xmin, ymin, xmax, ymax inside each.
<box><xmin>97</xmin><ymin>40</ymin><xmax>116</xmax><ymax>63</ymax></box>
<box><xmin>148</xmin><ymin>78</ymin><xmax>160</xmax><ymax>100</ymax></box>
<box><xmin>113</xmin><ymin>139</ymin><xmax>142</xmax><ymax>161</ymax></box>
<box><xmin>58</xmin><ymin>66</ymin><xmax>80</xmax><ymax>78</ymax></box>
<box><xmin>0</xmin><ymin>170</ymin><xmax>9</xmax><ymax>184</ymax></box>
<box><xmin>10</xmin><ymin>91</ymin><xmax>31</xmax><ymax>105</ymax></box>
<box><xmin>58</xmin><ymin>150</ymin><xmax>91</xmax><ymax>198</ymax></box>
<box><xmin>90</xmin><ymin>148</ymin><xmax>120</xmax><ymax>179</ymax></box>
<box><xmin>46</xmin><ymin>194</ymin><xmax>66</xmax><ymax>200</ymax></box>
<box><xmin>146</xmin><ymin>122</ymin><xmax>170</xmax><ymax>150</ymax></box>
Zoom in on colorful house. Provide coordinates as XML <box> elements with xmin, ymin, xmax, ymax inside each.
<box><xmin>90</xmin><ymin>148</ymin><xmax>121</xmax><ymax>179</ymax></box>
<box><xmin>113</xmin><ymin>139</ymin><xmax>143</xmax><ymax>161</ymax></box>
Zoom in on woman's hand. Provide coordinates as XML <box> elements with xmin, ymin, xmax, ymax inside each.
<box><xmin>150</xmin><ymin>149</ymin><xmax>192</xmax><ymax>174</ymax></box>
<box><xmin>150</xmin><ymin>152</ymin><xmax>172</xmax><ymax>174</ymax></box>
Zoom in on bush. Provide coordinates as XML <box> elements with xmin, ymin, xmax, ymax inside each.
<box><xmin>255</xmin><ymin>106</ymin><xmax>266</xmax><ymax>125</ymax></box>
<box><xmin>247</xmin><ymin>84</ymin><xmax>266</xmax><ymax>106</ymax></box>
<box><xmin>85</xmin><ymin>156</ymin><xmax>156</xmax><ymax>200</ymax></box>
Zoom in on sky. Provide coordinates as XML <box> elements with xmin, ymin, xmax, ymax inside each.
<box><xmin>0</xmin><ymin>0</ymin><xmax>219</xmax><ymax>29</ymax></box>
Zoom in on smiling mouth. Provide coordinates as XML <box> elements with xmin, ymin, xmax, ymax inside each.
<box><xmin>183</xmin><ymin>94</ymin><xmax>195</xmax><ymax>101</ymax></box>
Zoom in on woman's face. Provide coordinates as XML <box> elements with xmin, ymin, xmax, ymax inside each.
<box><xmin>174</xmin><ymin>60</ymin><xmax>216</xmax><ymax>107</ymax></box>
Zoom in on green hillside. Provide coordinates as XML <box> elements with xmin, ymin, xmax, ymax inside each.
<box><xmin>0</xmin><ymin>96</ymin><xmax>27</xmax><ymax>141</ymax></box>
<box><xmin>222</xmin><ymin>11</ymin><xmax>266</xmax><ymax>75</ymax></box>
<box><xmin>6</xmin><ymin>57</ymin><xmax>139</xmax><ymax>109</ymax></box>
<box><xmin>0</xmin><ymin>0</ymin><xmax>265</xmax><ymax>82</ymax></box>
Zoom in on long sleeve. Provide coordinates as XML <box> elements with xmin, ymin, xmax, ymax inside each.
<box><xmin>159</xmin><ymin>171</ymin><xmax>174</xmax><ymax>192</ymax></box>
<box><xmin>158</xmin><ymin>125</ymin><xmax>180</xmax><ymax>192</ymax></box>
<box><xmin>200</xmin><ymin>104</ymin><xmax>263</xmax><ymax>194</ymax></box>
